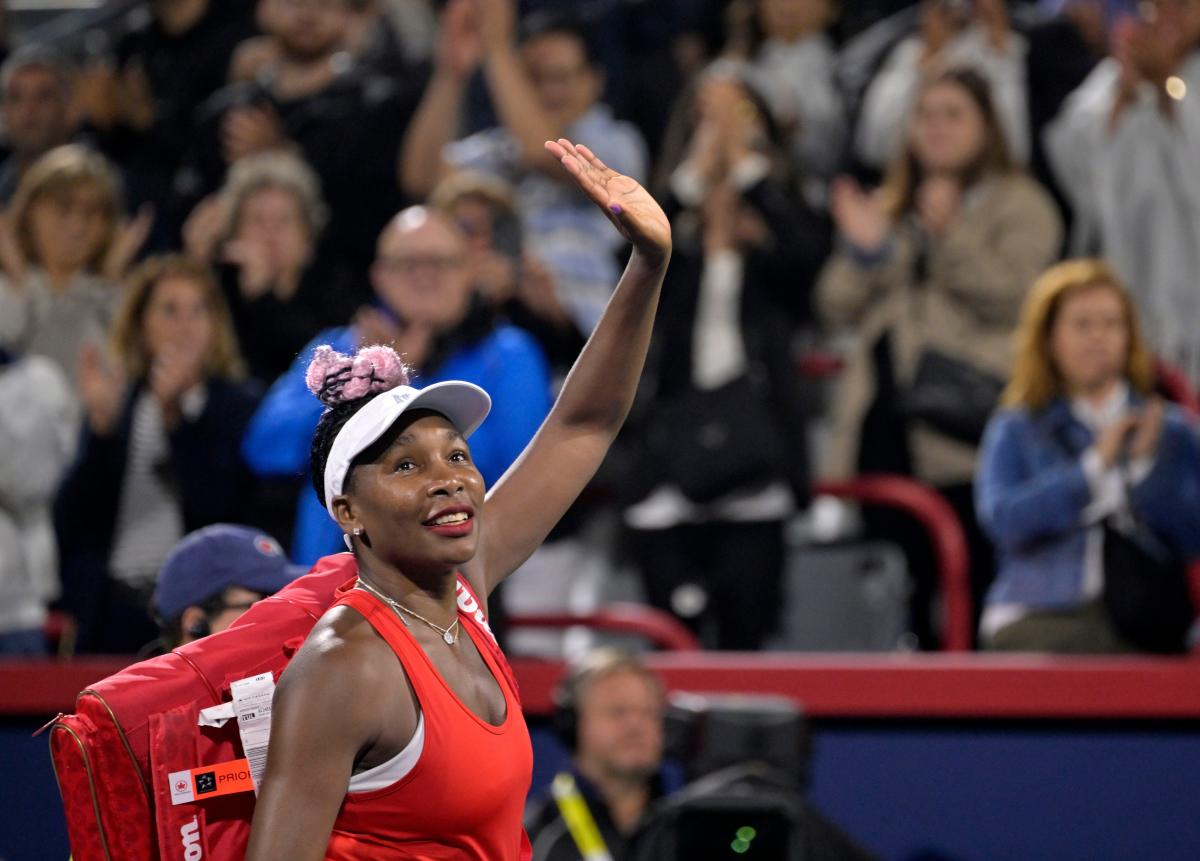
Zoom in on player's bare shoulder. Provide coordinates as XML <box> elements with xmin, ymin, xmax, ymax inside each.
<box><xmin>278</xmin><ymin>603</ymin><xmax>402</xmax><ymax>709</ymax></box>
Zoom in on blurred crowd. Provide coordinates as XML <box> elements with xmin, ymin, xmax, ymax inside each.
<box><xmin>2</xmin><ymin>0</ymin><xmax>1199</xmax><ymax>658</ymax></box>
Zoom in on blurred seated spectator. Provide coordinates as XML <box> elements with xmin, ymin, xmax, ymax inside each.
<box><xmin>75</xmin><ymin>0</ymin><xmax>256</xmax><ymax>244</ymax></box>
<box><xmin>0</xmin><ymin>144</ymin><xmax>151</xmax><ymax>386</ymax></box>
<box><xmin>817</xmin><ymin>68</ymin><xmax>1061</xmax><ymax>646</ymax></box>
<box><xmin>242</xmin><ymin>206</ymin><xmax>551</xmax><ymax>564</ymax></box>
<box><xmin>177</xmin><ymin>0</ymin><xmax>415</xmax><ymax>277</ymax></box>
<box><xmin>400</xmin><ymin>0</ymin><xmax>648</xmax><ymax>335</ymax></box>
<box><xmin>184</xmin><ymin>150</ymin><xmax>360</xmax><ymax>385</ymax></box>
<box><xmin>149</xmin><ymin>523</ymin><xmax>304</xmax><ymax>653</ymax></box>
<box><xmin>622</xmin><ymin>68</ymin><xmax>823</xmax><ymax>650</ymax></box>
<box><xmin>526</xmin><ymin>648</ymin><xmax>675</xmax><ymax>860</ymax></box>
<box><xmin>0</xmin><ymin>353</ymin><xmax>77</xmax><ymax>657</ymax></box>
<box><xmin>723</xmin><ymin>0</ymin><xmax>847</xmax><ymax>194</ymax></box>
<box><xmin>55</xmin><ymin>255</ymin><xmax>260</xmax><ymax>653</ymax></box>
<box><xmin>429</xmin><ymin>171</ymin><xmax>585</xmax><ymax>374</ymax></box>
<box><xmin>855</xmin><ymin>0</ymin><xmax>1031</xmax><ymax>171</ymax></box>
<box><xmin>0</xmin><ymin>46</ymin><xmax>80</xmax><ymax>204</ymax></box>
<box><xmin>1045</xmin><ymin>0</ymin><xmax>1200</xmax><ymax>384</ymax></box>
<box><xmin>526</xmin><ymin>648</ymin><xmax>878</xmax><ymax>861</ymax></box>
<box><xmin>976</xmin><ymin>259</ymin><xmax>1200</xmax><ymax>654</ymax></box>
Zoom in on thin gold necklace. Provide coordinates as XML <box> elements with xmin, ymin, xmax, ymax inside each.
<box><xmin>356</xmin><ymin>576</ymin><xmax>460</xmax><ymax>645</ymax></box>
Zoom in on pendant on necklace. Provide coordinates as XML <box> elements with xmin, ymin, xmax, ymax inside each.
<box><xmin>443</xmin><ymin>629</ymin><xmax>456</xmax><ymax>645</ymax></box>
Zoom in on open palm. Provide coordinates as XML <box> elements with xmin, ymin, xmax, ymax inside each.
<box><xmin>545</xmin><ymin>138</ymin><xmax>671</xmax><ymax>268</ymax></box>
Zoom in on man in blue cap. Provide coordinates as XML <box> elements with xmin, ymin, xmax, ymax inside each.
<box><xmin>151</xmin><ymin>524</ymin><xmax>305</xmax><ymax>651</ymax></box>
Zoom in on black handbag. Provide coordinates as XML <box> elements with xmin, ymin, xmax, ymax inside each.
<box><xmin>643</xmin><ymin>375</ymin><xmax>788</xmax><ymax>504</ymax></box>
<box><xmin>1101</xmin><ymin>520</ymin><xmax>1192</xmax><ymax>653</ymax></box>
<box><xmin>904</xmin><ymin>349</ymin><xmax>1005</xmax><ymax>446</ymax></box>
<box><xmin>1046</xmin><ymin>422</ymin><xmax>1193</xmax><ymax>652</ymax></box>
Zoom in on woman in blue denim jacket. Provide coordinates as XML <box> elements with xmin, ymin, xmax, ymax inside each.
<box><xmin>976</xmin><ymin>259</ymin><xmax>1200</xmax><ymax>653</ymax></box>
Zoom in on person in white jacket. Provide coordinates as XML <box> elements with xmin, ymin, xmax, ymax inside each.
<box><xmin>1045</xmin><ymin>0</ymin><xmax>1200</xmax><ymax>384</ymax></box>
<box><xmin>0</xmin><ymin>352</ymin><xmax>77</xmax><ymax>655</ymax></box>
<box><xmin>856</xmin><ymin>0</ymin><xmax>1030</xmax><ymax>170</ymax></box>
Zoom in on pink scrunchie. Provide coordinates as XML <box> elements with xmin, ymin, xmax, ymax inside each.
<box><xmin>305</xmin><ymin>344</ymin><xmax>411</xmax><ymax>407</ymax></box>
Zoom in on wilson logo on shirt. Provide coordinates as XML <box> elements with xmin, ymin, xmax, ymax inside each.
<box><xmin>456</xmin><ymin>582</ymin><xmax>495</xmax><ymax>644</ymax></box>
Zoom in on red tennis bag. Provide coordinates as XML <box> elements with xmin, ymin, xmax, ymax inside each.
<box><xmin>48</xmin><ymin>552</ymin><xmax>520</xmax><ymax>861</ymax></box>
<box><xmin>48</xmin><ymin>553</ymin><xmax>355</xmax><ymax>861</ymax></box>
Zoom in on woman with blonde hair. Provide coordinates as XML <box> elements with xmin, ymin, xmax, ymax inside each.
<box><xmin>55</xmin><ymin>255</ymin><xmax>260</xmax><ymax>653</ymax></box>
<box><xmin>975</xmin><ymin>259</ymin><xmax>1200</xmax><ymax>654</ymax></box>
<box><xmin>0</xmin><ymin>144</ymin><xmax>151</xmax><ymax>384</ymax></box>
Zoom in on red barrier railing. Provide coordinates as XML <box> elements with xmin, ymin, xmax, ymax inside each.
<box><xmin>5</xmin><ymin>654</ymin><xmax>1200</xmax><ymax>719</ymax></box>
<box><xmin>1155</xmin><ymin>358</ymin><xmax>1200</xmax><ymax>417</ymax></box>
<box><xmin>796</xmin><ymin>349</ymin><xmax>845</xmax><ymax>379</ymax></box>
<box><xmin>815</xmin><ymin>475</ymin><xmax>973</xmax><ymax>652</ymax></box>
<box><xmin>507</xmin><ymin>603</ymin><xmax>702</xmax><ymax>652</ymax></box>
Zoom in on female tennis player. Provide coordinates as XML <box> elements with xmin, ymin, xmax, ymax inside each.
<box><xmin>244</xmin><ymin>138</ymin><xmax>671</xmax><ymax>860</ymax></box>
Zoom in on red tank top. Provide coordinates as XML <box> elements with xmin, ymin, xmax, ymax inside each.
<box><xmin>324</xmin><ymin>578</ymin><xmax>533</xmax><ymax>861</ymax></box>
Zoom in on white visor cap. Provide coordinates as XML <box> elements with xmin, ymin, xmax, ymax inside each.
<box><xmin>322</xmin><ymin>381</ymin><xmax>492</xmax><ymax>519</ymax></box>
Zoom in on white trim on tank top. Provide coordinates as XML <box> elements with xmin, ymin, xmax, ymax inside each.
<box><xmin>346</xmin><ymin>712</ymin><xmax>425</xmax><ymax>793</ymax></box>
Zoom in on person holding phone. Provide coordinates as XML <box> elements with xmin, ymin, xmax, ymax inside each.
<box><xmin>241</xmin><ymin>204</ymin><xmax>552</xmax><ymax>565</ymax></box>
<box><xmin>428</xmin><ymin>172</ymin><xmax>587</xmax><ymax>374</ymax></box>
<box><xmin>975</xmin><ymin>259</ymin><xmax>1200</xmax><ymax>653</ymax></box>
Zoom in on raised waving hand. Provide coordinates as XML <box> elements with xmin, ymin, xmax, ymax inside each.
<box><xmin>544</xmin><ymin>138</ymin><xmax>671</xmax><ymax>267</ymax></box>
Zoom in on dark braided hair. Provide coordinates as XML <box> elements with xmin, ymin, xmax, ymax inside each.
<box><xmin>304</xmin><ymin>344</ymin><xmax>412</xmax><ymax>507</ymax></box>
<box><xmin>309</xmin><ymin>395</ymin><xmax>377</xmax><ymax>508</ymax></box>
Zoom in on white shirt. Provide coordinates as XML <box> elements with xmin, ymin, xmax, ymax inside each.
<box><xmin>109</xmin><ymin>387</ymin><xmax>207</xmax><ymax>586</ymax></box>
<box><xmin>1044</xmin><ymin>52</ymin><xmax>1200</xmax><ymax>385</ymax></box>
<box><xmin>623</xmin><ymin>183</ymin><xmax>794</xmax><ymax>529</ymax></box>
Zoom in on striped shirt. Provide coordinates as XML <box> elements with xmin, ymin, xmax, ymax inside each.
<box><xmin>108</xmin><ymin>388</ymin><xmax>205</xmax><ymax>586</ymax></box>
